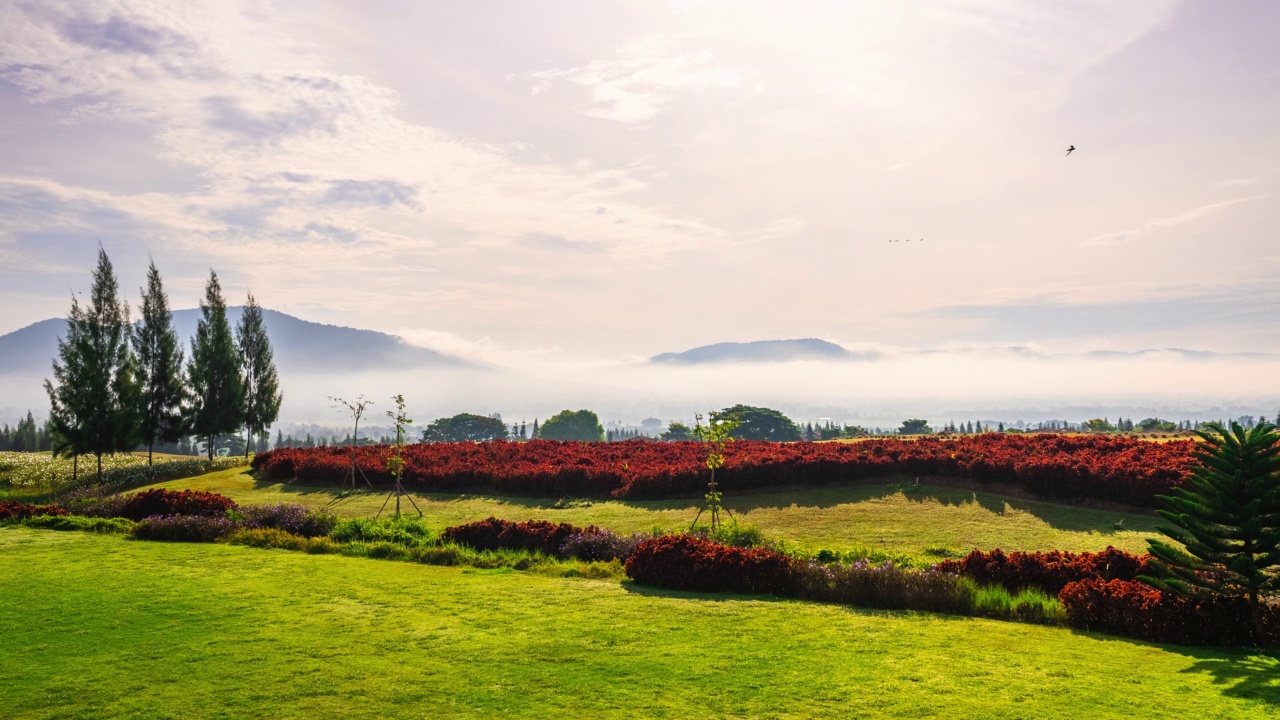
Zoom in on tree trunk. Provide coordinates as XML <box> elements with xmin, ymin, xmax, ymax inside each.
<box><xmin>1250</xmin><ymin>589</ymin><xmax>1267</xmax><ymax>648</ymax></box>
<box><xmin>245</xmin><ymin>426</ymin><xmax>251</xmax><ymax>458</ymax></box>
<box><xmin>96</xmin><ymin>452</ymin><xmax>103</xmax><ymax>486</ymax></box>
<box><xmin>148</xmin><ymin>438</ymin><xmax>154</xmax><ymax>466</ymax></box>
<box><xmin>208</xmin><ymin>433</ymin><xmax>214</xmax><ymax>461</ymax></box>
<box><xmin>72</xmin><ymin>454</ymin><xmax>78</xmax><ymax>484</ymax></box>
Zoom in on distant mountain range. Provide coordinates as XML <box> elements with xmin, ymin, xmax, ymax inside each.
<box><xmin>651</xmin><ymin>339</ymin><xmax>1272</xmax><ymax>364</ymax></box>
<box><xmin>0</xmin><ymin>307</ymin><xmax>469</xmax><ymax>376</ymax></box>
<box><xmin>651</xmin><ymin>338</ymin><xmax>870</xmax><ymax>364</ymax></box>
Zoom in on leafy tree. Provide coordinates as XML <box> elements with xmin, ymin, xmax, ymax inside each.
<box><xmin>661</xmin><ymin>422</ymin><xmax>694</xmax><ymax>441</ymax></box>
<box><xmin>45</xmin><ymin>248</ymin><xmax>142</xmax><ymax>483</ymax></box>
<box><xmin>236</xmin><ymin>293</ymin><xmax>282</xmax><ymax>457</ymax></box>
<box><xmin>1141</xmin><ymin>421</ymin><xmax>1280</xmax><ymax>646</ymax></box>
<box><xmin>422</xmin><ymin>413</ymin><xmax>510</xmax><ymax>443</ymax></box>
<box><xmin>1083</xmin><ymin>418</ymin><xmax>1116</xmax><ymax>433</ymax></box>
<box><xmin>690</xmin><ymin>411</ymin><xmax>742</xmax><ymax>531</ymax></box>
<box><xmin>537</xmin><ymin>409</ymin><xmax>604</xmax><ymax>442</ymax></box>
<box><xmin>1138</xmin><ymin>417</ymin><xmax>1178</xmax><ymax>433</ymax></box>
<box><xmin>898</xmin><ymin>418</ymin><xmax>931</xmax><ymax>435</ymax></box>
<box><xmin>133</xmin><ymin>259</ymin><xmax>188</xmax><ymax>464</ymax></box>
<box><xmin>714</xmin><ymin>404</ymin><xmax>799</xmax><ymax>442</ymax></box>
<box><xmin>187</xmin><ymin>271</ymin><xmax>245</xmax><ymax>460</ymax></box>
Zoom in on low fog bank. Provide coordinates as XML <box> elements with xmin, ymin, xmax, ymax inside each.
<box><xmin>5</xmin><ymin>349</ymin><xmax>1280</xmax><ymax>432</ymax></box>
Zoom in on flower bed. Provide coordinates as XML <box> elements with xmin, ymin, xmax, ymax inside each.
<box><xmin>1058</xmin><ymin>579</ymin><xmax>1280</xmax><ymax>647</ymax></box>
<box><xmin>131</xmin><ymin>515</ymin><xmax>237</xmax><ymax>542</ymax></box>
<box><xmin>119</xmin><ymin>489</ymin><xmax>238</xmax><ymax>521</ymax></box>
<box><xmin>252</xmin><ymin>434</ymin><xmax>1194</xmax><ymax>505</ymax></box>
<box><xmin>0</xmin><ymin>500</ymin><xmax>68</xmax><ymax>521</ymax></box>
<box><xmin>443</xmin><ymin>517</ymin><xmax>586</xmax><ymax>556</ymax></box>
<box><xmin>938</xmin><ymin>547</ymin><xmax>1151</xmax><ymax>595</ymax></box>
<box><xmin>624</xmin><ymin>534</ymin><xmax>797</xmax><ymax>596</ymax></box>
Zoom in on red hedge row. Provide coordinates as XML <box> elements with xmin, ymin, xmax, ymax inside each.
<box><xmin>252</xmin><ymin>434</ymin><xmax>1194</xmax><ymax>505</ymax></box>
<box><xmin>0</xmin><ymin>501</ymin><xmax>68</xmax><ymax>521</ymax></box>
<box><xmin>1059</xmin><ymin>579</ymin><xmax>1280</xmax><ymax>647</ymax></box>
<box><xmin>938</xmin><ymin>547</ymin><xmax>1152</xmax><ymax>596</ymax></box>
<box><xmin>442</xmin><ymin>517</ymin><xmax>588</xmax><ymax>556</ymax></box>
<box><xmin>119</xmin><ymin>489</ymin><xmax>237</xmax><ymax>521</ymax></box>
<box><xmin>623</xmin><ymin>535</ymin><xmax>796</xmax><ymax>596</ymax></box>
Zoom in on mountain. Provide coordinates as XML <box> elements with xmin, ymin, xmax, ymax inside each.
<box><xmin>651</xmin><ymin>338</ymin><xmax>861</xmax><ymax>364</ymax></box>
<box><xmin>0</xmin><ymin>307</ymin><xmax>469</xmax><ymax>375</ymax></box>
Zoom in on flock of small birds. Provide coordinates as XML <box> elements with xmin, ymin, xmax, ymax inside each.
<box><xmin>889</xmin><ymin>144</ymin><xmax>1075</xmax><ymax>244</ymax></box>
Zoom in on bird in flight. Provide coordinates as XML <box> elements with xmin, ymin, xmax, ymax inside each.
<box><xmin>1066</xmin><ymin>144</ymin><xmax>1076</xmax><ymax>157</ymax></box>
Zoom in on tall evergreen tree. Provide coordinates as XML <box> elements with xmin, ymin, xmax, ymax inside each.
<box><xmin>236</xmin><ymin>292</ymin><xmax>282</xmax><ymax>457</ymax></box>
<box><xmin>45</xmin><ymin>248</ymin><xmax>142</xmax><ymax>483</ymax></box>
<box><xmin>187</xmin><ymin>271</ymin><xmax>244</xmax><ymax>460</ymax></box>
<box><xmin>1141</xmin><ymin>421</ymin><xmax>1280</xmax><ymax>646</ymax></box>
<box><xmin>133</xmin><ymin>259</ymin><xmax>188</xmax><ymax>465</ymax></box>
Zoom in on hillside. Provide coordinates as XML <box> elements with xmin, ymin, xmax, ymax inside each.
<box><xmin>650</xmin><ymin>338</ymin><xmax>862</xmax><ymax>364</ymax></box>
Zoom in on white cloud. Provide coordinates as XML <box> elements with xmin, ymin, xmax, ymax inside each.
<box><xmin>1085</xmin><ymin>194</ymin><xmax>1270</xmax><ymax>246</ymax></box>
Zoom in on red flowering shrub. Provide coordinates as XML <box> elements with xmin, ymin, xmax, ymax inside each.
<box><xmin>0</xmin><ymin>501</ymin><xmax>68</xmax><ymax>521</ymax></box>
<box><xmin>1058</xmin><ymin>579</ymin><xmax>1280</xmax><ymax>647</ymax></box>
<box><xmin>938</xmin><ymin>547</ymin><xmax>1151</xmax><ymax>595</ymax></box>
<box><xmin>119</xmin><ymin>489</ymin><xmax>237</xmax><ymax>521</ymax></box>
<box><xmin>252</xmin><ymin>434</ymin><xmax>1195</xmax><ymax>506</ymax></box>
<box><xmin>624</xmin><ymin>535</ymin><xmax>796</xmax><ymax>596</ymax></box>
<box><xmin>443</xmin><ymin>517</ymin><xmax>587</xmax><ymax>556</ymax></box>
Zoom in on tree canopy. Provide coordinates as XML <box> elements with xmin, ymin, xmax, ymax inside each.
<box><xmin>537</xmin><ymin>409</ymin><xmax>604</xmax><ymax>442</ymax></box>
<box><xmin>713</xmin><ymin>404</ymin><xmax>799</xmax><ymax>442</ymax></box>
<box><xmin>187</xmin><ymin>271</ymin><xmax>244</xmax><ymax>460</ymax></box>
<box><xmin>898</xmin><ymin>418</ymin><xmax>931</xmax><ymax>435</ymax></box>
<box><xmin>422</xmin><ymin>413</ymin><xmax>510</xmax><ymax>443</ymax></box>
<box><xmin>661</xmin><ymin>422</ymin><xmax>694</xmax><ymax>441</ymax></box>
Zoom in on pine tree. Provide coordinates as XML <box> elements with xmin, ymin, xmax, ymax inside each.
<box><xmin>531</xmin><ymin>419</ymin><xmax>539</xmax><ymax>439</ymax></box>
<box><xmin>1141</xmin><ymin>421</ymin><xmax>1280</xmax><ymax>646</ymax></box>
<box><xmin>45</xmin><ymin>248</ymin><xmax>141</xmax><ymax>483</ymax></box>
<box><xmin>133</xmin><ymin>259</ymin><xmax>188</xmax><ymax>465</ymax></box>
<box><xmin>187</xmin><ymin>271</ymin><xmax>245</xmax><ymax>460</ymax></box>
<box><xmin>236</xmin><ymin>292</ymin><xmax>282</xmax><ymax>458</ymax></box>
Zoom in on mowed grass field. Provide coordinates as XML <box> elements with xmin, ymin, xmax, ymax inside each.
<box><xmin>150</xmin><ymin>466</ymin><xmax>1161</xmax><ymax>557</ymax></box>
<box><xmin>1</xmin><ymin>528</ymin><xmax>1276</xmax><ymax>719</ymax></box>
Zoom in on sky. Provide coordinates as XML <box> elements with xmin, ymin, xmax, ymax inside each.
<box><xmin>2</xmin><ymin>1</ymin><xmax>1280</xmax><ymax>422</ymax></box>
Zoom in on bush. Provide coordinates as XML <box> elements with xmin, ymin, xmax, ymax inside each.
<box><xmin>330</xmin><ymin>516</ymin><xmax>434</xmax><ymax>547</ymax></box>
<box><xmin>238</xmin><ymin>504</ymin><xmax>337</xmax><ymax>538</ymax></box>
<box><xmin>20</xmin><ymin>514</ymin><xmax>132</xmax><ymax>534</ymax></box>
<box><xmin>624</xmin><ymin>535</ymin><xmax>795</xmax><ymax>596</ymax></box>
<box><xmin>444</xmin><ymin>517</ymin><xmax>584</xmax><ymax>556</ymax></box>
<box><xmin>1058</xmin><ymin>579</ymin><xmax>1280</xmax><ymax>647</ymax></box>
<box><xmin>559</xmin><ymin>529</ymin><xmax>647</xmax><ymax>562</ymax></box>
<box><xmin>792</xmin><ymin>560</ymin><xmax>974</xmax><ymax>615</ymax></box>
<box><xmin>132</xmin><ymin>515</ymin><xmax>236</xmax><ymax>542</ymax></box>
<box><xmin>937</xmin><ymin>546</ymin><xmax>1150</xmax><ymax>595</ymax></box>
<box><xmin>225</xmin><ymin>528</ymin><xmax>337</xmax><ymax>553</ymax></box>
<box><xmin>60</xmin><ymin>487</ymin><xmax>128</xmax><ymax>518</ymax></box>
<box><xmin>119</xmin><ymin>489</ymin><xmax>237</xmax><ymax>521</ymax></box>
<box><xmin>0</xmin><ymin>501</ymin><xmax>67</xmax><ymax>521</ymax></box>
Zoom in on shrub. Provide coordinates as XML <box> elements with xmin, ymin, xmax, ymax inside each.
<box><xmin>938</xmin><ymin>547</ymin><xmax>1150</xmax><ymax>595</ymax></box>
<box><xmin>224</xmin><ymin>528</ymin><xmax>337</xmax><ymax>553</ymax></box>
<box><xmin>119</xmin><ymin>489</ymin><xmax>237</xmax><ymax>521</ymax></box>
<box><xmin>1059</xmin><ymin>579</ymin><xmax>1280</xmax><ymax>647</ymax></box>
<box><xmin>411</xmin><ymin>546</ymin><xmax>462</xmax><ymax>566</ymax></box>
<box><xmin>330</xmin><ymin>516</ymin><xmax>434</xmax><ymax>547</ymax></box>
<box><xmin>559</xmin><ymin>529</ymin><xmax>647</xmax><ymax>562</ymax></box>
<box><xmin>238</xmin><ymin>504</ymin><xmax>337</xmax><ymax>538</ymax></box>
<box><xmin>131</xmin><ymin>515</ymin><xmax>236</xmax><ymax>542</ymax></box>
<box><xmin>60</xmin><ymin>487</ymin><xmax>128</xmax><ymax>518</ymax></box>
<box><xmin>20</xmin><ymin>514</ymin><xmax>132</xmax><ymax>534</ymax></box>
<box><xmin>444</xmin><ymin>517</ymin><xmax>584</xmax><ymax>556</ymax></box>
<box><xmin>792</xmin><ymin>560</ymin><xmax>974</xmax><ymax>615</ymax></box>
<box><xmin>624</xmin><ymin>535</ymin><xmax>795</xmax><ymax>596</ymax></box>
<box><xmin>0</xmin><ymin>501</ymin><xmax>67</xmax><ymax>521</ymax></box>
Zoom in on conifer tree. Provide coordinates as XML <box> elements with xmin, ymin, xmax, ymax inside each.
<box><xmin>134</xmin><ymin>259</ymin><xmax>188</xmax><ymax>464</ymax></box>
<box><xmin>187</xmin><ymin>271</ymin><xmax>244</xmax><ymax>460</ymax></box>
<box><xmin>45</xmin><ymin>248</ymin><xmax>141</xmax><ymax>483</ymax></box>
<box><xmin>236</xmin><ymin>292</ymin><xmax>282</xmax><ymax>457</ymax></box>
<box><xmin>1141</xmin><ymin>421</ymin><xmax>1280</xmax><ymax>646</ymax></box>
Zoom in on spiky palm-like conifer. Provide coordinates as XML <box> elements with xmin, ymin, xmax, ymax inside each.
<box><xmin>1141</xmin><ymin>421</ymin><xmax>1280</xmax><ymax>646</ymax></box>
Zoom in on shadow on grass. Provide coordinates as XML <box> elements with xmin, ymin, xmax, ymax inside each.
<box><xmin>1177</xmin><ymin>651</ymin><xmax>1280</xmax><ymax>707</ymax></box>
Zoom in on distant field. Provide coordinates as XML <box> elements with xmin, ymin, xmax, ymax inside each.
<box><xmin>151</xmin><ymin>466</ymin><xmax>1161</xmax><ymax>558</ymax></box>
<box><xmin>1</xmin><ymin>528</ymin><xmax>1274</xmax><ymax>719</ymax></box>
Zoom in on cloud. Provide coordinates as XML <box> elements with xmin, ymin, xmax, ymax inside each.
<box><xmin>529</xmin><ymin>35</ymin><xmax>743</xmax><ymax>123</ymax></box>
<box><xmin>1085</xmin><ymin>194</ymin><xmax>1270</xmax><ymax>246</ymax></box>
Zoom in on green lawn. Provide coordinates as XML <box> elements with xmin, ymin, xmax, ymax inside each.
<box><xmin>0</xmin><ymin>528</ymin><xmax>1275</xmax><ymax>719</ymax></box>
<box><xmin>150</xmin><ymin>467</ymin><xmax>1162</xmax><ymax>557</ymax></box>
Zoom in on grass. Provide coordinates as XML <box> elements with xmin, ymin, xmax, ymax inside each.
<box><xmin>147</xmin><ymin>466</ymin><xmax>1162</xmax><ymax>559</ymax></box>
<box><xmin>1</xmin><ymin>527</ymin><xmax>1276</xmax><ymax>719</ymax></box>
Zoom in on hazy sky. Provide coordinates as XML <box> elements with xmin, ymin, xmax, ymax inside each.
<box><xmin>2</xmin><ymin>0</ymin><xmax>1278</xmax><ymax>368</ymax></box>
